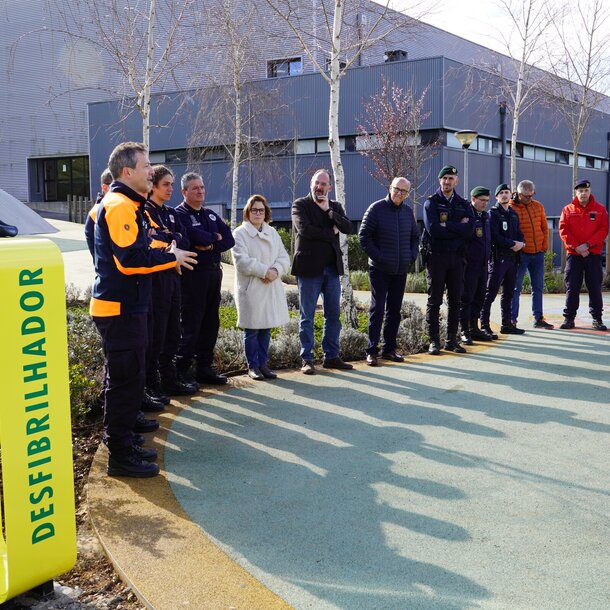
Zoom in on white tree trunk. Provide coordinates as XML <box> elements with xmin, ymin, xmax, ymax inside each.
<box><xmin>328</xmin><ymin>0</ymin><xmax>358</xmax><ymax>328</ymax></box>
<box><xmin>142</xmin><ymin>0</ymin><xmax>157</xmax><ymax>149</ymax></box>
<box><xmin>231</xmin><ymin>88</ymin><xmax>241</xmax><ymax>229</ymax></box>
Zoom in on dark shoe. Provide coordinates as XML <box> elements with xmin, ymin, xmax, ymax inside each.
<box><xmin>471</xmin><ymin>327</ymin><xmax>492</xmax><ymax>341</ymax></box>
<box><xmin>559</xmin><ymin>318</ymin><xmax>575</xmax><ymax>329</ymax></box>
<box><xmin>146</xmin><ymin>372</ymin><xmax>170</xmax><ymax>404</ymax></box>
<box><xmin>592</xmin><ymin>319</ymin><xmax>608</xmax><ymax>331</ymax></box>
<box><xmin>161</xmin><ymin>369</ymin><xmax>199</xmax><ymax>395</ymax></box>
<box><xmin>141</xmin><ymin>392</ymin><xmax>165</xmax><ymax>413</ymax></box>
<box><xmin>381</xmin><ymin>351</ymin><xmax>404</xmax><ymax>362</ymax></box>
<box><xmin>301</xmin><ymin>360</ymin><xmax>315</xmax><ymax>375</ymax></box>
<box><xmin>481</xmin><ymin>324</ymin><xmax>498</xmax><ymax>340</ymax></box>
<box><xmin>133</xmin><ymin>411</ymin><xmax>160</xmax><ymax>433</ymax></box>
<box><xmin>248</xmin><ymin>367</ymin><xmax>265</xmax><ymax>381</ymax></box>
<box><xmin>132</xmin><ymin>444</ymin><xmax>158</xmax><ymax>461</ymax></box>
<box><xmin>196</xmin><ymin>366</ymin><xmax>227</xmax><ymax>385</ymax></box>
<box><xmin>534</xmin><ymin>317</ymin><xmax>554</xmax><ymax>329</ymax></box>
<box><xmin>366</xmin><ymin>354</ymin><xmax>379</xmax><ymax>367</ymax></box>
<box><xmin>0</xmin><ymin>220</ymin><xmax>18</xmax><ymax>238</ymax></box>
<box><xmin>133</xmin><ymin>434</ymin><xmax>145</xmax><ymax>446</ymax></box>
<box><xmin>460</xmin><ymin>331</ymin><xmax>473</xmax><ymax>346</ymax></box>
<box><xmin>322</xmin><ymin>357</ymin><xmax>354</xmax><ymax>370</ymax></box>
<box><xmin>428</xmin><ymin>341</ymin><xmax>441</xmax><ymax>355</ymax></box>
<box><xmin>107</xmin><ymin>451</ymin><xmax>160</xmax><ymax>478</ymax></box>
<box><xmin>501</xmin><ymin>322</ymin><xmax>525</xmax><ymax>335</ymax></box>
<box><xmin>259</xmin><ymin>364</ymin><xmax>278</xmax><ymax>379</ymax></box>
<box><xmin>444</xmin><ymin>340</ymin><xmax>467</xmax><ymax>353</ymax></box>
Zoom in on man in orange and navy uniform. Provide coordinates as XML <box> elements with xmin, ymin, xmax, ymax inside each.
<box><xmin>91</xmin><ymin>142</ymin><xmax>196</xmax><ymax>478</ymax></box>
<box><xmin>558</xmin><ymin>178</ymin><xmax>609</xmax><ymax>331</ymax></box>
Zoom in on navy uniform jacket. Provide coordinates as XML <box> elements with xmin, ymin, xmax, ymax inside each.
<box><xmin>359</xmin><ymin>195</ymin><xmax>420</xmax><ymax>275</ymax></box>
<box><xmin>466</xmin><ymin>209</ymin><xmax>491</xmax><ymax>265</ymax></box>
<box><xmin>145</xmin><ymin>200</ymin><xmax>190</xmax><ymax>250</ymax></box>
<box><xmin>490</xmin><ymin>204</ymin><xmax>523</xmax><ymax>257</ymax></box>
<box><xmin>423</xmin><ymin>188</ymin><xmax>475</xmax><ymax>254</ymax></box>
<box><xmin>291</xmin><ymin>194</ymin><xmax>352</xmax><ymax>277</ymax></box>
<box><xmin>174</xmin><ymin>202</ymin><xmax>234</xmax><ymax>269</ymax></box>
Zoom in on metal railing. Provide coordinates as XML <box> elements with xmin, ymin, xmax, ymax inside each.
<box><xmin>67</xmin><ymin>195</ymin><xmax>92</xmax><ymax>224</ymax></box>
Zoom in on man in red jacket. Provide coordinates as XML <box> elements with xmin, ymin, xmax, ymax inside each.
<box><xmin>558</xmin><ymin>179</ymin><xmax>609</xmax><ymax>330</ymax></box>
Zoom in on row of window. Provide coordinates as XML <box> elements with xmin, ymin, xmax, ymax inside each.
<box><xmin>446</xmin><ymin>132</ymin><xmax>609</xmax><ymax>170</ymax></box>
<box><xmin>267</xmin><ymin>56</ymin><xmax>347</xmax><ymax>79</ymax></box>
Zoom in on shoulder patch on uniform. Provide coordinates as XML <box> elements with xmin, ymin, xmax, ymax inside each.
<box><xmin>208</xmin><ymin>213</ymin><xmax>217</xmax><ymax>221</ymax></box>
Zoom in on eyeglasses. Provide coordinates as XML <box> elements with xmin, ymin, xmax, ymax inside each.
<box><xmin>392</xmin><ymin>187</ymin><xmax>409</xmax><ymax>195</ymax></box>
<box><xmin>250</xmin><ymin>208</ymin><xmax>266</xmax><ymax>214</ymax></box>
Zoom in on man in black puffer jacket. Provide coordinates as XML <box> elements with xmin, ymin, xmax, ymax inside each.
<box><xmin>359</xmin><ymin>177</ymin><xmax>420</xmax><ymax>366</ymax></box>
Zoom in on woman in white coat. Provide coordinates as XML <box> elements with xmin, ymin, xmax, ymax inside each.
<box><xmin>232</xmin><ymin>194</ymin><xmax>290</xmax><ymax>380</ymax></box>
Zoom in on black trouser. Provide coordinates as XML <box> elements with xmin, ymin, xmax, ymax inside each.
<box><xmin>563</xmin><ymin>253</ymin><xmax>603</xmax><ymax>319</ymax></box>
<box><xmin>176</xmin><ymin>267</ymin><xmax>222</xmax><ymax>370</ymax></box>
<box><xmin>481</xmin><ymin>256</ymin><xmax>517</xmax><ymax>324</ymax></box>
<box><xmin>146</xmin><ymin>271</ymin><xmax>181</xmax><ymax>383</ymax></box>
<box><xmin>366</xmin><ymin>267</ymin><xmax>407</xmax><ymax>355</ymax></box>
<box><xmin>93</xmin><ymin>314</ymin><xmax>147</xmax><ymax>456</ymax></box>
<box><xmin>460</xmin><ymin>258</ymin><xmax>487</xmax><ymax>329</ymax></box>
<box><xmin>426</xmin><ymin>252</ymin><xmax>465</xmax><ymax>341</ymax></box>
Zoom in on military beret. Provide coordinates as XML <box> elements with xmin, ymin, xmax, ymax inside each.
<box><xmin>470</xmin><ymin>186</ymin><xmax>490</xmax><ymax>198</ymax></box>
<box><xmin>574</xmin><ymin>178</ymin><xmax>590</xmax><ymax>190</ymax></box>
<box><xmin>495</xmin><ymin>183</ymin><xmax>511</xmax><ymax>196</ymax></box>
<box><xmin>438</xmin><ymin>165</ymin><xmax>458</xmax><ymax>179</ymax></box>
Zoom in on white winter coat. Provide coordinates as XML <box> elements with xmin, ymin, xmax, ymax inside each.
<box><xmin>232</xmin><ymin>221</ymin><xmax>291</xmax><ymax>329</ymax></box>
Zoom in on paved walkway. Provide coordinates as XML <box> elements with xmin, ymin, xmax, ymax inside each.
<box><xmin>41</xmin><ymin>219</ymin><xmax>610</xmax><ymax>609</ymax></box>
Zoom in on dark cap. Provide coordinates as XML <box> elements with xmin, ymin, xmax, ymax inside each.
<box><xmin>438</xmin><ymin>165</ymin><xmax>458</xmax><ymax>179</ymax></box>
<box><xmin>471</xmin><ymin>186</ymin><xmax>490</xmax><ymax>198</ymax></box>
<box><xmin>574</xmin><ymin>178</ymin><xmax>590</xmax><ymax>190</ymax></box>
<box><xmin>495</xmin><ymin>183</ymin><xmax>511</xmax><ymax>196</ymax></box>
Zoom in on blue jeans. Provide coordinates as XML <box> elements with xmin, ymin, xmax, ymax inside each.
<box><xmin>512</xmin><ymin>251</ymin><xmax>545</xmax><ymax>321</ymax></box>
<box><xmin>243</xmin><ymin>328</ymin><xmax>271</xmax><ymax>368</ymax></box>
<box><xmin>297</xmin><ymin>265</ymin><xmax>341</xmax><ymax>361</ymax></box>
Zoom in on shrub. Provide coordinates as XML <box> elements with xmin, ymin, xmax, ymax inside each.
<box><xmin>66</xmin><ymin>309</ymin><xmax>104</xmax><ymax>420</ymax></box>
<box><xmin>397</xmin><ymin>300</ymin><xmax>429</xmax><ymax>354</ymax></box>
<box><xmin>213</xmin><ymin>327</ymin><xmax>247</xmax><ymax>372</ymax></box>
<box><xmin>282</xmin><ymin>273</ymin><xmax>297</xmax><ymax>285</ymax></box>
<box><xmin>339</xmin><ymin>327</ymin><xmax>368</xmax><ymax>361</ymax></box>
<box><xmin>268</xmin><ymin>320</ymin><xmax>302</xmax><ymax>369</ymax></box>
<box><xmin>405</xmin><ymin>271</ymin><xmax>427</xmax><ymax>293</ymax></box>
<box><xmin>285</xmin><ymin>289</ymin><xmax>300</xmax><ymax>310</ymax></box>
<box><xmin>220</xmin><ymin>290</ymin><xmax>235</xmax><ymax>307</ymax></box>
<box><xmin>221</xmin><ymin>251</ymin><xmax>232</xmax><ymax>265</ymax></box>
<box><xmin>219</xmin><ymin>305</ymin><xmax>238</xmax><ymax>329</ymax></box>
<box><xmin>350</xmin><ymin>270</ymin><xmax>370</xmax><ymax>290</ymax></box>
<box><xmin>347</xmin><ymin>234</ymin><xmax>368</xmax><ymax>271</ymax></box>
<box><xmin>276</xmin><ymin>227</ymin><xmax>292</xmax><ymax>256</ymax></box>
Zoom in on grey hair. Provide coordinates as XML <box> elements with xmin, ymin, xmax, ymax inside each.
<box><xmin>181</xmin><ymin>172</ymin><xmax>203</xmax><ymax>189</ymax></box>
<box><xmin>100</xmin><ymin>167</ymin><xmax>113</xmax><ymax>186</ymax></box>
<box><xmin>108</xmin><ymin>142</ymin><xmax>147</xmax><ymax>180</ymax></box>
<box><xmin>517</xmin><ymin>180</ymin><xmax>535</xmax><ymax>193</ymax></box>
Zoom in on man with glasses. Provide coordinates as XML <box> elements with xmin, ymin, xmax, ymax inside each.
<box><xmin>510</xmin><ymin>180</ymin><xmax>554</xmax><ymax>330</ymax></box>
<box><xmin>359</xmin><ymin>177</ymin><xmax>419</xmax><ymax>366</ymax></box>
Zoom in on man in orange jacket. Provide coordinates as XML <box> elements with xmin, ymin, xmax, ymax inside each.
<box><xmin>510</xmin><ymin>180</ymin><xmax>555</xmax><ymax>329</ymax></box>
<box><xmin>558</xmin><ymin>179</ymin><xmax>609</xmax><ymax>330</ymax></box>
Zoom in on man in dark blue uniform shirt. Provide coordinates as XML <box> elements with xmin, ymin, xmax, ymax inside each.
<box><xmin>459</xmin><ymin>186</ymin><xmax>491</xmax><ymax>345</ymax></box>
<box><xmin>175</xmin><ymin>173</ymin><xmax>235</xmax><ymax>385</ymax></box>
<box><xmin>422</xmin><ymin>165</ymin><xmax>475</xmax><ymax>355</ymax></box>
<box><xmin>480</xmin><ymin>184</ymin><xmax>526</xmax><ymax>336</ymax></box>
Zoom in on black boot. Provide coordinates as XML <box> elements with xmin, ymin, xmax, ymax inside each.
<box><xmin>161</xmin><ymin>360</ymin><xmax>199</xmax><ymax>395</ymax></box>
<box><xmin>471</xmin><ymin>319</ymin><xmax>492</xmax><ymax>341</ymax></box>
<box><xmin>146</xmin><ymin>370</ymin><xmax>170</xmax><ymax>405</ymax></box>
<box><xmin>460</xmin><ymin>322</ymin><xmax>473</xmax><ymax>345</ymax></box>
<box><xmin>481</xmin><ymin>323</ymin><xmax>498</xmax><ymax>340</ymax></box>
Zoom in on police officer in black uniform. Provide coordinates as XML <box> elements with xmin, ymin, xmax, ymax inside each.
<box><xmin>175</xmin><ymin>173</ymin><xmax>235</xmax><ymax>385</ymax></box>
<box><xmin>423</xmin><ymin>165</ymin><xmax>475</xmax><ymax>354</ymax></box>
<box><xmin>480</xmin><ymin>183</ymin><xmax>526</xmax><ymax>336</ymax></box>
<box><xmin>145</xmin><ymin>165</ymin><xmax>198</xmax><ymax>399</ymax></box>
<box><xmin>459</xmin><ymin>186</ymin><xmax>491</xmax><ymax>345</ymax></box>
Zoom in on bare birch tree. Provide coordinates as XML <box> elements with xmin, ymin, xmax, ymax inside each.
<box><xmin>538</xmin><ymin>0</ymin><xmax>610</xmax><ymax>275</ymax></box>
<box><xmin>262</xmin><ymin>0</ymin><xmax>422</xmax><ymax>326</ymax></box>
<box><xmin>33</xmin><ymin>0</ymin><xmax>196</xmax><ymax>147</ymax></box>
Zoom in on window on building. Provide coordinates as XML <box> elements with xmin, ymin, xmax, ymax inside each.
<box><xmin>316</xmin><ymin>138</ymin><xmax>345</xmax><ymax>153</ymax></box>
<box><xmin>557</xmin><ymin>152</ymin><xmax>569</xmax><ymax>164</ymax></box>
<box><xmin>296</xmin><ymin>140</ymin><xmax>316</xmax><ymax>155</ymax></box>
<box><xmin>325</xmin><ymin>58</ymin><xmax>347</xmax><ymax>72</ymax></box>
<box><xmin>578</xmin><ymin>155</ymin><xmax>587</xmax><ymax>168</ymax></box>
<box><xmin>446</xmin><ymin>132</ymin><xmax>461</xmax><ymax>148</ymax></box>
<box><xmin>267</xmin><ymin>57</ymin><xmax>303</xmax><ymax>78</ymax></box>
<box><xmin>523</xmin><ymin>145</ymin><xmax>535</xmax><ymax>160</ymax></box>
<box><xmin>534</xmin><ymin>147</ymin><xmax>546</xmax><ymax>161</ymax></box>
<box><xmin>477</xmin><ymin>138</ymin><xmax>493</xmax><ymax>154</ymax></box>
<box><xmin>149</xmin><ymin>152</ymin><xmax>165</xmax><ymax>163</ymax></box>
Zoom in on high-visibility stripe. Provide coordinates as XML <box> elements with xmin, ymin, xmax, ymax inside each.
<box><xmin>113</xmin><ymin>255</ymin><xmax>176</xmax><ymax>276</ymax></box>
<box><xmin>89</xmin><ymin>297</ymin><xmax>121</xmax><ymax>317</ymax></box>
